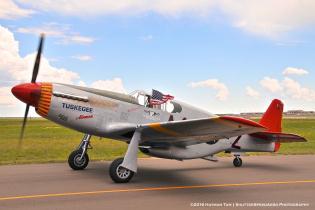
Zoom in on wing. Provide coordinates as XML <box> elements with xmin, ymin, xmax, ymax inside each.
<box><xmin>140</xmin><ymin>116</ymin><xmax>266</xmax><ymax>146</ymax></box>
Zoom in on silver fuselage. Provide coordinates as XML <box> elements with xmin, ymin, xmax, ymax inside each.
<box><xmin>38</xmin><ymin>83</ymin><xmax>275</xmax><ymax>160</ymax></box>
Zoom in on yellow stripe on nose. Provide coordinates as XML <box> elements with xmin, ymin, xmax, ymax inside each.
<box><xmin>37</xmin><ymin>83</ymin><xmax>52</xmax><ymax>117</ymax></box>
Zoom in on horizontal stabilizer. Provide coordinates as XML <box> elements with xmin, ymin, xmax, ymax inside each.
<box><xmin>251</xmin><ymin>132</ymin><xmax>307</xmax><ymax>143</ymax></box>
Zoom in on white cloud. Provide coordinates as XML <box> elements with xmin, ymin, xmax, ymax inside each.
<box><xmin>22</xmin><ymin>53</ymin><xmax>80</xmax><ymax>83</ymax></box>
<box><xmin>16</xmin><ymin>23</ymin><xmax>95</xmax><ymax>45</ymax></box>
<box><xmin>141</xmin><ymin>35</ymin><xmax>153</xmax><ymax>41</ymax></box>
<box><xmin>90</xmin><ymin>78</ymin><xmax>126</xmax><ymax>93</ymax></box>
<box><xmin>219</xmin><ymin>0</ymin><xmax>315</xmax><ymax>39</ymax></box>
<box><xmin>0</xmin><ymin>24</ymin><xmax>80</xmax><ymax>91</ymax></box>
<box><xmin>259</xmin><ymin>76</ymin><xmax>315</xmax><ymax>101</ymax></box>
<box><xmin>0</xmin><ymin>25</ymin><xmax>127</xmax><ymax>116</ymax></box>
<box><xmin>61</xmin><ymin>35</ymin><xmax>95</xmax><ymax>45</ymax></box>
<box><xmin>282</xmin><ymin>67</ymin><xmax>309</xmax><ymax>76</ymax></box>
<box><xmin>17</xmin><ymin>0</ymin><xmax>216</xmax><ymax>17</ymax></box>
<box><xmin>78</xmin><ymin>78</ymin><xmax>127</xmax><ymax>93</ymax></box>
<box><xmin>282</xmin><ymin>77</ymin><xmax>315</xmax><ymax>101</ymax></box>
<box><xmin>260</xmin><ymin>77</ymin><xmax>282</xmax><ymax>93</ymax></box>
<box><xmin>0</xmin><ymin>0</ymin><xmax>34</xmax><ymax>19</ymax></box>
<box><xmin>16</xmin><ymin>24</ymin><xmax>65</xmax><ymax>36</ymax></box>
<box><xmin>16</xmin><ymin>0</ymin><xmax>315</xmax><ymax>39</ymax></box>
<box><xmin>0</xmin><ymin>25</ymin><xmax>79</xmax><ymax>113</ymax></box>
<box><xmin>189</xmin><ymin>79</ymin><xmax>229</xmax><ymax>100</ymax></box>
<box><xmin>0</xmin><ymin>87</ymin><xmax>16</xmax><ymax>106</ymax></box>
<box><xmin>78</xmin><ymin>79</ymin><xmax>127</xmax><ymax>93</ymax></box>
<box><xmin>77</xmin><ymin>80</ymin><xmax>87</xmax><ymax>87</ymax></box>
<box><xmin>245</xmin><ymin>86</ymin><xmax>260</xmax><ymax>98</ymax></box>
<box><xmin>71</xmin><ymin>55</ymin><xmax>92</xmax><ymax>61</ymax></box>
<box><xmin>0</xmin><ymin>26</ymin><xmax>23</xmax><ymax>85</ymax></box>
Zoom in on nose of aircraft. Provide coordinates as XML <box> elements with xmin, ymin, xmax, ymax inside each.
<box><xmin>11</xmin><ymin>83</ymin><xmax>41</xmax><ymax>107</ymax></box>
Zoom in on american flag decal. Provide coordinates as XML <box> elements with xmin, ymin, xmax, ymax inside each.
<box><xmin>149</xmin><ymin>89</ymin><xmax>174</xmax><ymax>105</ymax></box>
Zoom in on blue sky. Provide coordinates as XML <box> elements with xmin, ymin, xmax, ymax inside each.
<box><xmin>1</xmin><ymin>0</ymin><xmax>315</xmax><ymax>116</ymax></box>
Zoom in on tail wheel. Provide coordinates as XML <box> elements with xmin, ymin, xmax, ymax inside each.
<box><xmin>68</xmin><ymin>150</ymin><xmax>89</xmax><ymax>170</ymax></box>
<box><xmin>233</xmin><ymin>157</ymin><xmax>242</xmax><ymax>167</ymax></box>
<box><xmin>109</xmin><ymin>157</ymin><xmax>134</xmax><ymax>183</ymax></box>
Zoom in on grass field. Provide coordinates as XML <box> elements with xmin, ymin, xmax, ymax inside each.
<box><xmin>0</xmin><ymin>118</ymin><xmax>314</xmax><ymax>165</ymax></box>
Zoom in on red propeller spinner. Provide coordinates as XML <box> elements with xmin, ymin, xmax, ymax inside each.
<box><xmin>11</xmin><ymin>83</ymin><xmax>41</xmax><ymax>107</ymax></box>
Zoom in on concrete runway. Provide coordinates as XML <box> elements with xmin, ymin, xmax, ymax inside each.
<box><xmin>0</xmin><ymin>155</ymin><xmax>314</xmax><ymax>210</ymax></box>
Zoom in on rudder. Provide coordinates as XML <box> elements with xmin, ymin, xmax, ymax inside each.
<box><xmin>259</xmin><ymin>99</ymin><xmax>283</xmax><ymax>132</ymax></box>
<box><xmin>259</xmin><ymin>99</ymin><xmax>284</xmax><ymax>151</ymax></box>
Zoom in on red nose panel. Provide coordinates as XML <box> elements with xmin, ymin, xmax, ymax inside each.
<box><xmin>11</xmin><ymin>83</ymin><xmax>41</xmax><ymax>107</ymax></box>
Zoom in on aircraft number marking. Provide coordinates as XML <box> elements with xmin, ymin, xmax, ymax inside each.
<box><xmin>143</xmin><ymin>110</ymin><xmax>160</xmax><ymax>120</ymax></box>
<box><xmin>58</xmin><ymin>114</ymin><xmax>68</xmax><ymax>122</ymax></box>
<box><xmin>120</xmin><ymin>112</ymin><xmax>129</xmax><ymax>121</ymax></box>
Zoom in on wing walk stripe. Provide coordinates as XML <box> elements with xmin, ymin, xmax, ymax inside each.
<box><xmin>148</xmin><ymin>123</ymin><xmax>180</xmax><ymax>137</ymax></box>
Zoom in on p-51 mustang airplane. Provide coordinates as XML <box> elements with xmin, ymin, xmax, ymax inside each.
<box><xmin>11</xmin><ymin>35</ymin><xmax>306</xmax><ymax>183</ymax></box>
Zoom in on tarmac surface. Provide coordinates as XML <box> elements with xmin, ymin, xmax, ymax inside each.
<box><xmin>0</xmin><ymin>155</ymin><xmax>314</xmax><ymax>210</ymax></box>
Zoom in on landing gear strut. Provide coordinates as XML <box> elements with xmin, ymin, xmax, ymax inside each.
<box><xmin>109</xmin><ymin>129</ymin><xmax>141</xmax><ymax>183</ymax></box>
<box><xmin>68</xmin><ymin>134</ymin><xmax>91</xmax><ymax>170</ymax></box>
<box><xmin>233</xmin><ymin>155</ymin><xmax>242</xmax><ymax>167</ymax></box>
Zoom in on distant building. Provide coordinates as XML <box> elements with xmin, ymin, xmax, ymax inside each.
<box><xmin>285</xmin><ymin>110</ymin><xmax>315</xmax><ymax>116</ymax></box>
<box><xmin>240</xmin><ymin>112</ymin><xmax>263</xmax><ymax>118</ymax></box>
<box><xmin>217</xmin><ymin>110</ymin><xmax>315</xmax><ymax>118</ymax></box>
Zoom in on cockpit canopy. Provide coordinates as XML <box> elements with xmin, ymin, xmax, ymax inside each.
<box><xmin>129</xmin><ymin>90</ymin><xmax>182</xmax><ymax>113</ymax></box>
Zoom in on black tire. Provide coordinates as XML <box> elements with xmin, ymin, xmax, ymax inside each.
<box><xmin>233</xmin><ymin>157</ymin><xmax>242</xmax><ymax>167</ymax></box>
<box><xmin>109</xmin><ymin>157</ymin><xmax>134</xmax><ymax>183</ymax></box>
<box><xmin>68</xmin><ymin>150</ymin><xmax>89</xmax><ymax>170</ymax></box>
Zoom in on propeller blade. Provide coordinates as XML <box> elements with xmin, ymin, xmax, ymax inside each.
<box><xmin>31</xmin><ymin>34</ymin><xmax>45</xmax><ymax>83</ymax></box>
<box><xmin>17</xmin><ymin>34</ymin><xmax>45</xmax><ymax>152</ymax></box>
<box><xmin>18</xmin><ymin>104</ymin><xmax>30</xmax><ymax>148</ymax></box>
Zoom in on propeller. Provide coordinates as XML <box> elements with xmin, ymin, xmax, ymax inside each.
<box><xmin>18</xmin><ymin>34</ymin><xmax>45</xmax><ymax>147</ymax></box>
<box><xmin>31</xmin><ymin>34</ymin><xmax>44</xmax><ymax>83</ymax></box>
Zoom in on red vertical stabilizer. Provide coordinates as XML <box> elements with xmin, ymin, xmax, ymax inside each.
<box><xmin>259</xmin><ymin>99</ymin><xmax>283</xmax><ymax>151</ymax></box>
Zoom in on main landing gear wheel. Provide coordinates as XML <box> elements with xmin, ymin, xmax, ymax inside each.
<box><xmin>68</xmin><ymin>150</ymin><xmax>89</xmax><ymax>170</ymax></box>
<box><xmin>233</xmin><ymin>156</ymin><xmax>242</xmax><ymax>167</ymax></box>
<box><xmin>109</xmin><ymin>157</ymin><xmax>134</xmax><ymax>183</ymax></box>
